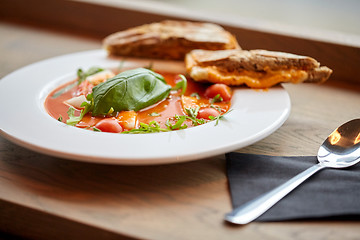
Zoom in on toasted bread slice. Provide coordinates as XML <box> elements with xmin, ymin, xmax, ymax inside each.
<box><xmin>185</xmin><ymin>49</ymin><xmax>333</xmax><ymax>88</ymax></box>
<box><xmin>103</xmin><ymin>20</ymin><xmax>240</xmax><ymax>60</ymax></box>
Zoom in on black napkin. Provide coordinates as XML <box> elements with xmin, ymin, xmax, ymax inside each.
<box><xmin>226</xmin><ymin>152</ymin><xmax>360</xmax><ymax>221</ymax></box>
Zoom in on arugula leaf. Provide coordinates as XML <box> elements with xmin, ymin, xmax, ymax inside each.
<box><xmin>184</xmin><ymin>107</ymin><xmax>206</xmax><ymax>126</ymax></box>
<box><xmin>66</xmin><ymin>93</ymin><xmax>94</xmax><ymax>126</ymax></box>
<box><xmin>172</xmin><ymin>74</ymin><xmax>187</xmax><ymax>95</ymax></box>
<box><xmin>190</xmin><ymin>92</ymin><xmax>200</xmax><ymax>99</ymax></box>
<box><xmin>210</xmin><ymin>94</ymin><xmax>223</xmax><ymax>103</ymax></box>
<box><xmin>91</xmin><ymin>68</ymin><xmax>171</xmax><ymax>115</ymax></box>
<box><xmin>93</xmin><ymin>127</ymin><xmax>102</xmax><ymax>132</ymax></box>
<box><xmin>209</xmin><ymin>109</ymin><xmax>233</xmax><ymax>126</ymax></box>
<box><xmin>166</xmin><ymin>115</ymin><xmax>188</xmax><ymax>130</ymax></box>
<box><xmin>123</xmin><ymin>109</ymin><xmax>232</xmax><ymax>134</ymax></box>
<box><xmin>166</xmin><ymin>107</ymin><xmax>207</xmax><ymax>129</ymax></box>
<box><xmin>185</xmin><ymin>106</ymin><xmax>200</xmax><ymax>119</ymax></box>
<box><xmin>66</xmin><ymin>107</ymin><xmax>81</xmax><ymax>126</ymax></box>
<box><xmin>210</xmin><ymin>104</ymin><xmax>222</xmax><ymax>112</ymax></box>
<box><xmin>77</xmin><ymin>67</ymin><xmax>105</xmax><ymax>85</ymax></box>
<box><xmin>122</xmin><ymin>121</ymin><xmax>169</xmax><ymax>134</ymax></box>
<box><xmin>52</xmin><ymin>67</ymin><xmax>105</xmax><ymax>99</ymax></box>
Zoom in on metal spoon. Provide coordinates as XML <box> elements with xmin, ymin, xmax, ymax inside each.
<box><xmin>225</xmin><ymin>118</ymin><xmax>360</xmax><ymax>224</ymax></box>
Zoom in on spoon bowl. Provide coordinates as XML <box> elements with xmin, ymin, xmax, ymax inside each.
<box><xmin>318</xmin><ymin>119</ymin><xmax>360</xmax><ymax>168</ymax></box>
<box><xmin>225</xmin><ymin>118</ymin><xmax>360</xmax><ymax>224</ymax></box>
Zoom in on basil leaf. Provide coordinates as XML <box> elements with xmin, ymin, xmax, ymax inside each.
<box><xmin>91</xmin><ymin>68</ymin><xmax>171</xmax><ymax>115</ymax></box>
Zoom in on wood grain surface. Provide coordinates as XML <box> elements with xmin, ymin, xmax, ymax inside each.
<box><xmin>1</xmin><ymin>2</ymin><xmax>360</xmax><ymax>239</ymax></box>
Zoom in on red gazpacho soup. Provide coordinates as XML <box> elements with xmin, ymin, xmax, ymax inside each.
<box><xmin>45</xmin><ymin>67</ymin><xmax>232</xmax><ymax>133</ymax></box>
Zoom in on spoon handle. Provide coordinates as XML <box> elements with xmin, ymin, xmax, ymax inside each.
<box><xmin>225</xmin><ymin>163</ymin><xmax>326</xmax><ymax>224</ymax></box>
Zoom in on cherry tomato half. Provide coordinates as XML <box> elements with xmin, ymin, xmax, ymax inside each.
<box><xmin>197</xmin><ymin>108</ymin><xmax>220</xmax><ymax>120</ymax></box>
<box><xmin>204</xmin><ymin>83</ymin><xmax>232</xmax><ymax>101</ymax></box>
<box><xmin>95</xmin><ymin>118</ymin><xmax>123</xmax><ymax>133</ymax></box>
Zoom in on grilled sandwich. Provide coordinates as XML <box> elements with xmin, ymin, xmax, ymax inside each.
<box><xmin>185</xmin><ymin>49</ymin><xmax>332</xmax><ymax>88</ymax></box>
<box><xmin>103</xmin><ymin>20</ymin><xmax>240</xmax><ymax>60</ymax></box>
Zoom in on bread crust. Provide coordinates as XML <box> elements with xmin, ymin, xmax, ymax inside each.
<box><xmin>185</xmin><ymin>49</ymin><xmax>333</xmax><ymax>88</ymax></box>
<box><xmin>103</xmin><ymin>20</ymin><xmax>240</xmax><ymax>60</ymax></box>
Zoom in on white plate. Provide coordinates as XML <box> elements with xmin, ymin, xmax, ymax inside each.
<box><xmin>0</xmin><ymin>50</ymin><xmax>291</xmax><ymax>165</ymax></box>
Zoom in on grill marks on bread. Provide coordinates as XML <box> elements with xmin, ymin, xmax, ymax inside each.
<box><xmin>185</xmin><ymin>49</ymin><xmax>332</xmax><ymax>88</ymax></box>
<box><xmin>103</xmin><ymin>20</ymin><xmax>332</xmax><ymax>88</ymax></box>
<box><xmin>103</xmin><ymin>20</ymin><xmax>240</xmax><ymax>60</ymax></box>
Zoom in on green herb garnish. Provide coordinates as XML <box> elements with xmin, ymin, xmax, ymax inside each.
<box><xmin>210</xmin><ymin>94</ymin><xmax>223</xmax><ymax>103</ymax></box>
<box><xmin>190</xmin><ymin>92</ymin><xmax>200</xmax><ymax>99</ymax></box>
<box><xmin>164</xmin><ymin>107</ymin><xmax>206</xmax><ymax>130</ymax></box>
<box><xmin>210</xmin><ymin>104</ymin><xmax>222</xmax><ymax>112</ymax></box>
<box><xmin>93</xmin><ymin>127</ymin><xmax>102</xmax><ymax>132</ymax></box>
<box><xmin>66</xmin><ymin>107</ymin><xmax>81</xmax><ymax>126</ymax></box>
<box><xmin>121</xmin><ymin>108</ymin><xmax>231</xmax><ymax>134</ymax></box>
<box><xmin>52</xmin><ymin>67</ymin><xmax>105</xmax><ymax>99</ymax></box>
<box><xmin>77</xmin><ymin>67</ymin><xmax>105</xmax><ymax>85</ymax></box>
<box><xmin>122</xmin><ymin>121</ymin><xmax>169</xmax><ymax>134</ymax></box>
<box><xmin>184</xmin><ymin>107</ymin><xmax>206</xmax><ymax>126</ymax></box>
<box><xmin>66</xmin><ymin>93</ymin><xmax>94</xmax><ymax>126</ymax></box>
<box><xmin>185</xmin><ymin>106</ymin><xmax>199</xmax><ymax>119</ymax></box>
<box><xmin>172</xmin><ymin>74</ymin><xmax>187</xmax><ymax>95</ymax></box>
<box><xmin>166</xmin><ymin>115</ymin><xmax>188</xmax><ymax>130</ymax></box>
<box><xmin>208</xmin><ymin>109</ymin><xmax>233</xmax><ymax>126</ymax></box>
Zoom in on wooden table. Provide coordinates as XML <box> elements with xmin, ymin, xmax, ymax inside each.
<box><xmin>1</xmin><ymin>1</ymin><xmax>360</xmax><ymax>239</ymax></box>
